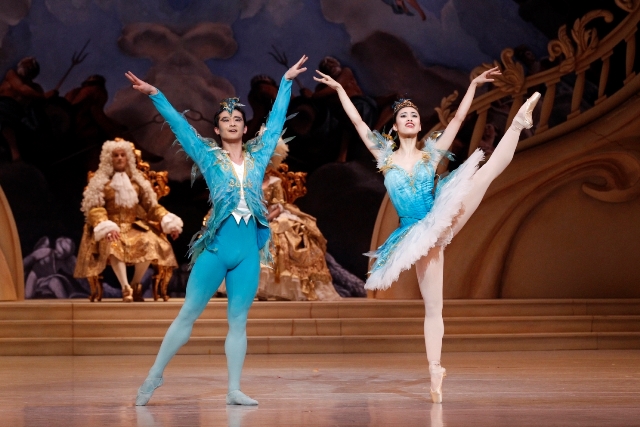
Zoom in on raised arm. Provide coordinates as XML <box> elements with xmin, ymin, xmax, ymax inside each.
<box><xmin>313</xmin><ymin>70</ymin><xmax>379</xmax><ymax>158</ymax></box>
<box><xmin>125</xmin><ymin>71</ymin><xmax>208</xmax><ymax>166</ymax></box>
<box><xmin>254</xmin><ymin>56</ymin><xmax>307</xmax><ymax>168</ymax></box>
<box><xmin>261</xmin><ymin>56</ymin><xmax>308</xmax><ymax>151</ymax></box>
<box><xmin>434</xmin><ymin>66</ymin><xmax>500</xmax><ymax>152</ymax></box>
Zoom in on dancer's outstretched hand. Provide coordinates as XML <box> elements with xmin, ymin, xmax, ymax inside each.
<box><xmin>284</xmin><ymin>55</ymin><xmax>308</xmax><ymax>81</ymax></box>
<box><xmin>313</xmin><ymin>70</ymin><xmax>341</xmax><ymax>90</ymax></box>
<box><xmin>125</xmin><ymin>71</ymin><xmax>158</xmax><ymax>95</ymax></box>
<box><xmin>472</xmin><ymin>66</ymin><xmax>501</xmax><ymax>85</ymax></box>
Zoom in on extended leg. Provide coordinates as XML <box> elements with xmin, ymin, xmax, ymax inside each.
<box><xmin>451</xmin><ymin>92</ymin><xmax>540</xmax><ymax>236</ymax></box>
<box><xmin>136</xmin><ymin>250</ymin><xmax>226</xmax><ymax>406</ymax></box>
<box><xmin>224</xmin><ymin>252</ymin><xmax>260</xmax><ymax>405</ymax></box>
<box><xmin>416</xmin><ymin>246</ymin><xmax>446</xmax><ymax>403</ymax></box>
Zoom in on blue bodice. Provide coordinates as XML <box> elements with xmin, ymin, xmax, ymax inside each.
<box><xmin>383</xmin><ymin>156</ymin><xmax>437</xmax><ymax>228</ymax></box>
<box><xmin>366</xmin><ymin>130</ymin><xmax>453</xmax><ymax>273</ymax></box>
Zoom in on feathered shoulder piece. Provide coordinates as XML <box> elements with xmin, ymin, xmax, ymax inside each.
<box><xmin>367</xmin><ymin>130</ymin><xmax>395</xmax><ymax>172</ymax></box>
<box><xmin>244</xmin><ymin>132</ymin><xmax>265</xmax><ymax>154</ymax></box>
<box><xmin>245</xmin><ymin>112</ymin><xmax>298</xmax><ymax>154</ymax></box>
<box><xmin>421</xmin><ymin>130</ymin><xmax>455</xmax><ymax>165</ymax></box>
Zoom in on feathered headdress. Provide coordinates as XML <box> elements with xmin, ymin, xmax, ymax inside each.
<box><xmin>392</xmin><ymin>98</ymin><xmax>418</xmax><ymax>114</ymax></box>
<box><xmin>219</xmin><ymin>97</ymin><xmax>245</xmax><ymax>114</ymax></box>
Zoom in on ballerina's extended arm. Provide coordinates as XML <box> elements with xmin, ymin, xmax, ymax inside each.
<box><xmin>313</xmin><ymin>70</ymin><xmax>380</xmax><ymax>158</ymax></box>
<box><xmin>434</xmin><ymin>66</ymin><xmax>501</xmax><ymax>152</ymax></box>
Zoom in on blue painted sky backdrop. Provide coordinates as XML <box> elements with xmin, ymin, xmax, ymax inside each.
<box><xmin>1</xmin><ymin>0</ymin><xmax>549</xmax><ymax>117</ymax></box>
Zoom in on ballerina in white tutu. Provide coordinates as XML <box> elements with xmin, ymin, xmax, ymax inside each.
<box><xmin>314</xmin><ymin>67</ymin><xmax>540</xmax><ymax>403</ymax></box>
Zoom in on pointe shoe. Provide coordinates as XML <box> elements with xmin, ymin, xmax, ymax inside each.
<box><xmin>122</xmin><ymin>285</ymin><xmax>134</xmax><ymax>303</ymax></box>
<box><xmin>510</xmin><ymin>91</ymin><xmax>541</xmax><ymax>131</ymax></box>
<box><xmin>429</xmin><ymin>365</ymin><xmax>447</xmax><ymax>404</ymax></box>
<box><xmin>226</xmin><ymin>389</ymin><xmax>259</xmax><ymax>406</ymax></box>
<box><xmin>135</xmin><ymin>377</ymin><xmax>163</xmax><ymax>406</ymax></box>
<box><xmin>132</xmin><ymin>283</ymin><xmax>145</xmax><ymax>302</ymax></box>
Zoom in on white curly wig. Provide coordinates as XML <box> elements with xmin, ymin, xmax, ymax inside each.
<box><xmin>81</xmin><ymin>139</ymin><xmax>158</xmax><ymax>216</ymax></box>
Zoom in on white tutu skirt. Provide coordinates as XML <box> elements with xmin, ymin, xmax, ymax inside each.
<box><xmin>365</xmin><ymin>149</ymin><xmax>484</xmax><ymax>291</ymax></box>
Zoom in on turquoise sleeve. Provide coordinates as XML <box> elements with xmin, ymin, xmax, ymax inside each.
<box><xmin>149</xmin><ymin>90</ymin><xmax>208</xmax><ymax>166</ymax></box>
<box><xmin>254</xmin><ymin>76</ymin><xmax>292</xmax><ymax>168</ymax></box>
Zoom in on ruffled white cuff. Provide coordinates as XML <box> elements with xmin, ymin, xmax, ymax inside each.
<box><xmin>93</xmin><ymin>220</ymin><xmax>120</xmax><ymax>241</ymax></box>
<box><xmin>161</xmin><ymin>213</ymin><xmax>183</xmax><ymax>234</ymax></box>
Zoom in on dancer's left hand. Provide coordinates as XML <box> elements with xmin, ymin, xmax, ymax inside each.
<box><xmin>472</xmin><ymin>66</ymin><xmax>501</xmax><ymax>85</ymax></box>
<box><xmin>284</xmin><ymin>55</ymin><xmax>308</xmax><ymax>81</ymax></box>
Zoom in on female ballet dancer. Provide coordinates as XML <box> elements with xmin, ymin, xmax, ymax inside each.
<box><xmin>314</xmin><ymin>67</ymin><xmax>540</xmax><ymax>403</ymax></box>
<box><xmin>125</xmin><ymin>55</ymin><xmax>308</xmax><ymax>406</ymax></box>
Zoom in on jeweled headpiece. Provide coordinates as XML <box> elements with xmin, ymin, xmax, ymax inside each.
<box><xmin>392</xmin><ymin>98</ymin><xmax>418</xmax><ymax>114</ymax></box>
<box><xmin>219</xmin><ymin>97</ymin><xmax>245</xmax><ymax>114</ymax></box>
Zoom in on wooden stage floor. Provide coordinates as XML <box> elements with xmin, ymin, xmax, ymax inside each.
<box><xmin>1</xmin><ymin>351</ymin><xmax>639</xmax><ymax>426</ymax></box>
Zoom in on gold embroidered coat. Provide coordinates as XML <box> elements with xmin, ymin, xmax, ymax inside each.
<box><xmin>258</xmin><ymin>177</ymin><xmax>340</xmax><ymax>301</ymax></box>
<box><xmin>73</xmin><ymin>180</ymin><xmax>178</xmax><ymax>278</ymax></box>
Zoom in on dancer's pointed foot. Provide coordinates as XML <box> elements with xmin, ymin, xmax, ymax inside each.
<box><xmin>510</xmin><ymin>92</ymin><xmax>541</xmax><ymax>131</ymax></box>
<box><xmin>135</xmin><ymin>377</ymin><xmax>163</xmax><ymax>406</ymax></box>
<box><xmin>429</xmin><ymin>363</ymin><xmax>447</xmax><ymax>404</ymax></box>
<box><xmin>226</xmin><ymin>390</ymin><xmax>258</xmax><ymax>406</ymax></box>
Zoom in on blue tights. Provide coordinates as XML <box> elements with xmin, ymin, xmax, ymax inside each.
<box><xmin>147</xmin><ymin>216</ymin><xmax>260</xmax><ymax>392</ymax></box>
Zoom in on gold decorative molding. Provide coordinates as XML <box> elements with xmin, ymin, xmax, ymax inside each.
<box><xmin>548</xmin><ymin>10</ymin><xmax>615</xmax><ymax>73</ymax></box>
<box><xmin>471</xmin><ymin>48</ymin><xmax>525</xmax><ymax>94</ymax></box>
<box><xmin>266</xmin><ymin>163</ymin><xmax>307</xmax><ymax>204</ymax></box>
<box><xmin>580</xmin><ymin>152</ymin><xmax>640</xmax><ymax>203</ymax></box>
<box><xmin>616</xmin><ymin>0</ymin><xmax>639</xmax><ymax>13</ymax></box>
<box><xmin>434</xmin><ymin>90</ymin><xmax>459</xmax><ymax>128</ymax></box>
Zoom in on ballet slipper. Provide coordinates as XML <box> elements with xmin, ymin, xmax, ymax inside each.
<box><xmin>135</xmin><ymin>377</ymin><xmax>163</xmax><ymax>406</ymax></box>
<box><xmin>226</xmin><ymin>389</ymin><xmax>258</xmax><ymax>406</ymax></box>
<box><xmin>429</xmin><ymin>363</ymin><xmax>447</xmax><ymax>404</ymax></box>
<box><xmin>510</xmin><ymin>92</ymin><xmax>541</xmax><ymax>131</ymax></box>
<box><xmin>122</xmin><ymin>285</ymin><xmax>134</xmax><ymax>303</ymax></box>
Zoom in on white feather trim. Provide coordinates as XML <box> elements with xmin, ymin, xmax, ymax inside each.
<box><xmin>365</xmin><ymin>149</ymin><xmax>485</xmax><ymax>291</ymax></box>
<box><xmin>94</xmin><ymin>220</ymin><xmax>120</xmax><ymax>241</ymax></box>
<box><xmin>161</xmin><ymin>213</ymin><xmax>183</xmax><ymax>234</ymax></box>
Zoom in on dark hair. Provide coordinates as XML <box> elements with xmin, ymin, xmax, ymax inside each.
<box><xmin>214</xmin><ymin>107</ymin><xmax>247</xmax><ymax>127</ymax></box>
<box><xmin>393</xmin><ymin>105</ymin><xmax>420</xmax><ymax>123</ymax></box>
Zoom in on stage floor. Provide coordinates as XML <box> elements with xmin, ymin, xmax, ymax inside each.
<box><xmin>1</xmin><ymin>351</ymin><xmax>639</xmax><ymax>426</ymax></box>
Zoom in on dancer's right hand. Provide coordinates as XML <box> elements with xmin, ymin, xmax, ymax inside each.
<box><xmin>125</xmin><ymin>71</ymin><xmax>158</xmax><ymax>95</ymax></box>
<box><xmin>313</xmin><ymin>70</ymin><xmax>341</xmax><ymax>91</ymax></box>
